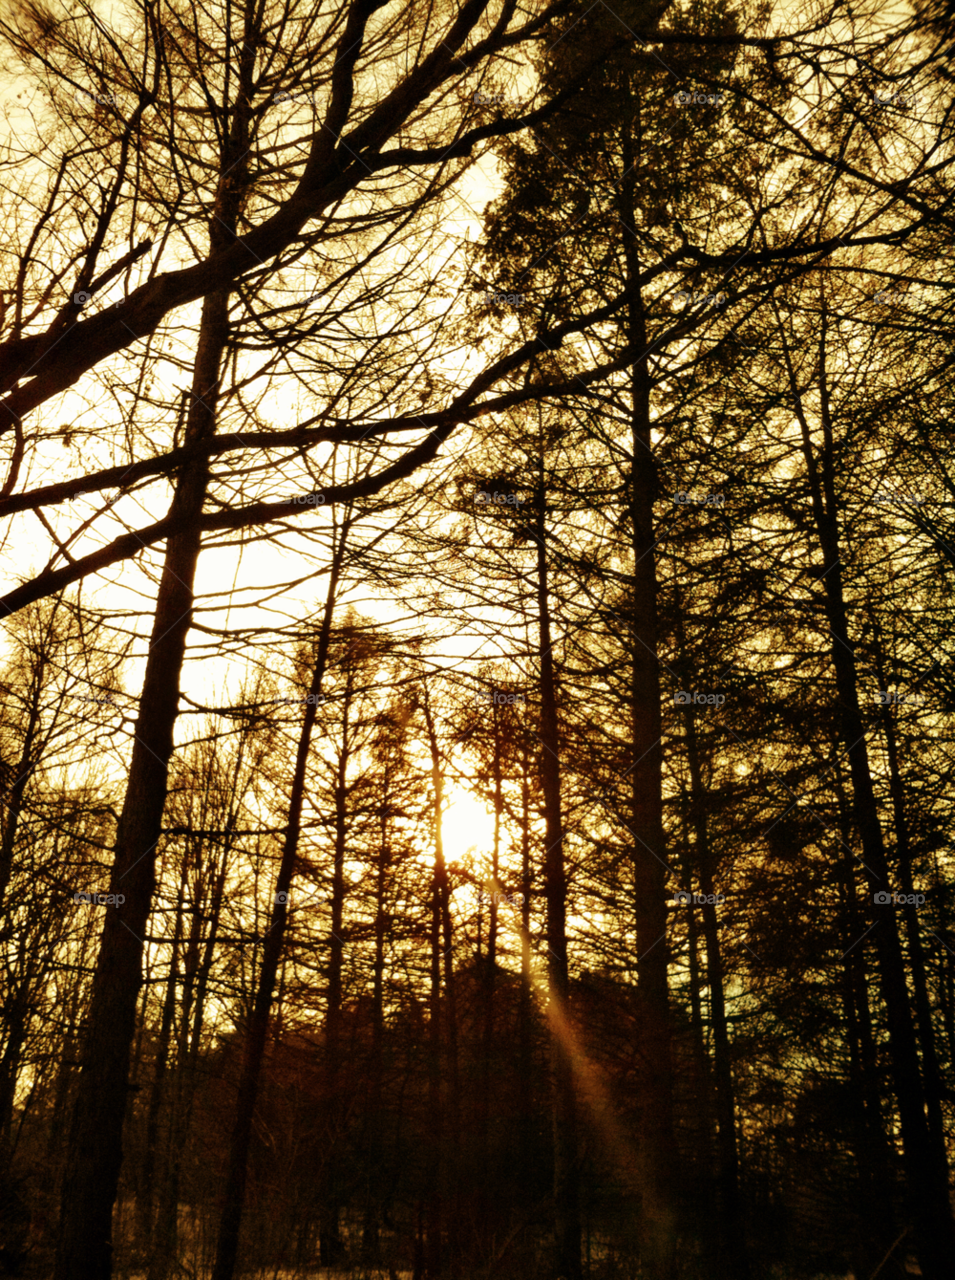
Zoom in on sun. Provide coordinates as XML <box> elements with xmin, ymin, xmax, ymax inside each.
<box><xmin>442</xmin><ymin>791</ymin><xmax>497</xmax><ymax>867</ymax></box>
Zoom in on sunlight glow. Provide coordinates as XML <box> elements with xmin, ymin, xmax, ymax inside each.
<box><xmin>442</xmin><ymin>791</ymin><xmax>497</xmax><ymax>867</ymax></box>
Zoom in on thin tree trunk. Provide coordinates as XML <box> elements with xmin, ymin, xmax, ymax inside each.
<box><xmin>425</xmin><ymin>749</ymin><xmax>444</xmax><ymax>1280</ymax></box>
<box><xmin>148</xmin><ymin>824</ymin><xmax>227</xmax><ymax>1280</ymax></box>
<box><xmin>478</xmin><ymin>704</ymin><xmax>503</xmax><ymax>1232</ymax></box>
<box><xmin>422</xmin><ymin>691</ymin><xmax>458</xmax><ymax>1274</ymax></box>
<box><xmin>783</xmin><ymin>314</ymin><xmax>955</xmax><ymax>1278</ymax></box>
<box><xmin>210</xmin><ymin>540</ymin><xmax>344</xmax><ymax>1280</ymax></box>
<box><xmin>518</xmin><ymin>733</ymin><xmax>533</xmax><ymax>1159</ymax></box>
<box><xmin>0</xmin><ymin>673</ymin><xmax>42</xmax><ymax>913</ymax></box>
<box><xmin>872</xmin><ymin>624</ymin><xmax>948</xmax><ymax>1161</ymax></box>
<box><xmin>532</xmin><ymin>476</ymin><xmax>581</xmax><ymax>1280</ymax></box>
<box><xmin>680</xmin><ymin>699</ymin><xmax>748</xmax><ymax>1280</ymax></box>
<box><xmin>361</xmin><ymin>791</ymin><xmax>390</xmax><ymax>1264</ymax></box>
<box><xmin>318</xmin><ymin>690</ymin><xmax>352</xmax><ymax>1268</ymax></box>
<box><xmin>620</xmin><ymin>141</ymin><xmax>678</xmax><ymax>1276</ymax></box>
<box><xmin>137</xmin><ymin>891</ymin><xmax>183</xmax><ymax>1253</ymax></box>
<box><xmin>838</xmin><ymin>856</ymin><xmax>901</xmax><ymax>1274</ymax></box>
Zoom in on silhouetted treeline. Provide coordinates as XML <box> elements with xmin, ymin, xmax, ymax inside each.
<box><xmin>1</xmin><ymin>0</ymin><xmax>954</xmax><ymax>1277</ymax></box>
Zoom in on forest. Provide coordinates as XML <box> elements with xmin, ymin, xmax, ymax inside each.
<box><xmin>0</xmin><ymin>0</ymin><xmax>953</xmax><ymax>1277</ymax></box>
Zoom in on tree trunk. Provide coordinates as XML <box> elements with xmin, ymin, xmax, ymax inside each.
<box><xmin>0</xmin><ymin>673</ymin><xmax>42</xmax><ymax>913</ymax></box>
<box><xmin>518</xmin><ymin>733</ymin><xmax>534</xmax><ymax>1162</ymax></box>
<box><xmin>478</xmin><ymin>702</ymin><xmax>503</xmax><ymax>1234</ymax></box>
<box><xmin>532</xmin><ymin>478</ymin><xmax>582</xmax><ymax>1280</ymax></box>
<box><xmin>318</xmin><ymin>690</ymin><xmax>350</xmax><ymax>1269</ymax></box>
<box><xmin>620</xmin><ymin>158</ymin><xmax>678</xmax><ymax>1275</ymax></box>
<box><xmin>425</xmin><ymin>755</ymin><xmax>444</xmax><ymax>1280</ymax></box>
<box><xmin>422</xmin><ymin>691</ymin><xmax>458</xmax><ymax>1275</ymax></box>
<box><xmin>361</xmin><ymin>786</ymin><xmax>391</xmax><ymax>1265</ymax></box>
<box><xmin>835</xmin><ymin>786</ymin><xmax>901</xmax><ymax>1278</ymax></box>
<box><xmin>137</xmin><ymin>885</ymin><xmax>183</xmax><ymax>1254</ymax></box>
<box><xmin>53</xmin><ymin>285</ymin><xmax>229</xmax><ymax>1280</ymax></box>
<box><xmin>210</xmin><ymin>540</ymin><xmax>344</xmax><ymax>1280</ymax></box>
<box><xmin>681</xmin><ymin>699</ymin><xmax>748</xmax><ymax>1280</ymax></box>
<box><xmin>784</xmin><ymin>316</ymin><xmax>955</xmax><ymax>1278</ymax></box>
<box><xmin>872</xmin><ymin>623</ymin><xmax>948</xmax><ymax>1163</ymax></box>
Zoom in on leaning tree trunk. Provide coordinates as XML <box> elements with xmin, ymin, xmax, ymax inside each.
<box><xmin>785</xmin><ymin>315</ymin><xmax>955</xmax><ymax>1279</ymax></box>
<box><xmin>53</xmin><ymin>285</ymin><xmax>230</xmax><ymax>1280</ymax></box>
<box><xmin>52</xmin><ymin>41</ymin><xmax>259</xmax><ymax>1266</ymax></box>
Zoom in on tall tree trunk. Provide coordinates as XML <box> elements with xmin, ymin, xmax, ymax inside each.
<box><xmin>210</xmin><ymin>540</ymin><xmax>344</xmax><ymax>1280</ymax></box>
<box><xmin>620</xmin><ymin>139</ymin><xmax>678</xmax><ymax>1277</ymax></box>
<box><xmin>148</xmin><ymin>827</ymin><xmax>226</xmax><ymax>1280</ymax></box>
<box><xmin>783</xmin><ymin>314</ymin><xmax>955</xmax><ymax>1278</ymax></box>
<box><xmin>0</xmin><ymin>671</ymin><xmax>42</xmax><ymax>913</ymax></box>
<box><xmin>137</xmin><ymin>877</ymin><xmax>184</xmax><ymax>1254</ymax></box>
<box><xmin>518</xmin><ymin>733</ymin><xmax>534</xmax><ymax>1163</ymax></box>
<box><xmin>680</xmin><ymin>696</ymin><xmax>747</xmax><ymax>1280</ymax></box>
<box><xmin>836</xmin><ymin>839</ymin><xmax>901</xmax><ymax>1275</ymax></box>
<box><xmin>422</xmin><ymin>691</ymin><xmax>458</xmax><ymax>1275</ymax></box>
<box><xmin>53</xmin><ymin>285</ymin><xmax>229</xmax><ymax>1280</ymax></box>
<box><xmin>872</xmin><ymin>623</ymin><xmax>948</xmax><ymax>1162</ymax></box>
<box><xmin>51</xmin><ymin>25</ymin><xmax>259</xmax><ymax>1267</ymax></box>
<box><xmin>361</xmin><ymin>788</ymin><xmax>391</xmax><ymax>1264</ymax></box>
<box><xmin>319</xmin><ymin>684</ymin><xmax>351</xmax><ymax>1269</ymax></box>
<box><xmin>532</xmin><ymin>477</ymin><xmax>581</xmax><ymax>1280</ymax></box>
<box><xmin>425</xmin><ymin>737</ymin><xmax>444</xmax><ymax>1280</ymax></box>
<box><xmin>478</xmin><ymin>703</ymin><xmax>503</xmax><ymax>1235</ymax></box>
